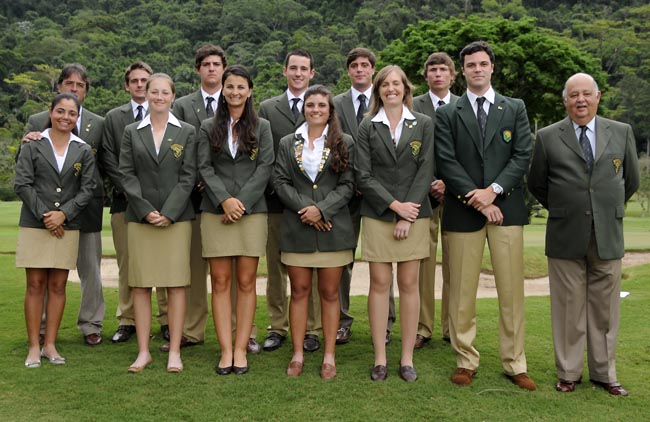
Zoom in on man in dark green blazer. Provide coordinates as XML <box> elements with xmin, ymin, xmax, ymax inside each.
<box><xmin>333</xmin><ymin>47</ymin><xmax>396</xmax><ymax>346</ymax></box>
<box><xmin>102</xmin><ymin>62</ymin><xmax>169</xmax><ymax>344</ymax></box>
<box><xmin>24</xmin><ymin>64</ymin><xmax>106</xmax><ymax>346</ymax></box>
<box><xmin>258</xmin><ymin>48</ymin><xmax>322</xmax><ymax>353</ymax></box>
<box><xmin>528</xmin><ymin>73</ymin><xmax>639</xmax><ymax>396</ymax></box>
<box><xmin>170</xmin><ymin>45</ymin><xmax>227</xmax><ymax>351</ymax></box>
<box><xmin>412</xmin><ymin>52</ymin><xmax>459</xmax><ymax>349</ymax></box>
<box><xmin>435</xmin><ymin>42</ymin><xmax>535</xmax><ymax>390</ymax></box>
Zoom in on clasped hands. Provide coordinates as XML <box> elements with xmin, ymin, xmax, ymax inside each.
<box><xmin>466</xmin><ymin>186</ymin><xmax>503</xmax><ymax>225</ymax></box>
<box><xmin>221</xmin><ymin>197</ymin><xmax>245</xmax><ymax>224</ymax></box>
<box><xmin>389</xmin><ymin>200</ymin><xmax>420</xmax><ymax>241</ymax></box>
<box><xmin>43</xmin><ymin>210</ymin><xmax>66</xmax><ymax>238</ymax></box>
<box><xmin>298</xmin><ymin>205</ymin><xmax>331</xmax><ymax>231</ymax></box>
<box><xmin>146</xmin><ymin>211</ymin><xmax>171</xmax><ymax>227</ymax></box>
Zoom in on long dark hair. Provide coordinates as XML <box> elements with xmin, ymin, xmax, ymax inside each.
<box><xmin>209</xmin><ymin>65</ymin><xmax>258</xmax><ymax>155</ymax></box>
<box><xmin>303</xmin><ymin>85</ymin><xmax>349</xmax><ymax>173</ymax></box>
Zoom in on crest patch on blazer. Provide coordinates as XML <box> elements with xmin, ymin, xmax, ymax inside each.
<box><xmin>170</xmin><ymin>144</ymin><xmax>184</xmax><ymax>159</ymax></box>
<box><xmin>501</xmin><ymin>128</ymin><xmax>513</xmax><ymax>143</ymax></box>
<box><xmin>409</xmin><ymin>140</ymin><xmax>422</xmax><ymax>157</ymax></box>
<box><xmin>613</xmin><ymin>158</ymin><xmax>622</xmax><ymax>174</ymax></box>
<box><xmin>250</xmin><ymin>147</ymin><xmax>259</xmax><ymax>161</ymax></box>
<box><xmin>73</xmin><ymin>162</ymin><xmax>82</xmax><ymax>177</ymax></box>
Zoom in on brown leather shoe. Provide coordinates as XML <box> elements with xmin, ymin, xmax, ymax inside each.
<box><xmin>399</xmin><ymin>364</ymin><xmax>418</xmax><ymax>382</ymax></box>
<box><xmin>414</xmin><ymin>334</ymin><xmax>430</xmax><ymax>350</ymax></box>
<box><xmin>371</xmin><ymin>365</ymin><xmax>388</xmax><ymax>381</ymax></box>
<box><xmin>591</xmin><ymin>379</ymin><xmax>629</xmax><ymax>397</ymax></box>
<box><xmin>556</xmin><ymin>378</ymin><xmax>581</xmax><ymax>392</ymax></box>
<box><xmin>451</xmin><ymin>368</ymin><xmax>475</xmax><ymax>386</ymax></box>
<box><xmin>84</xmin><ymin>333</ymin><xmax>103</xmax><ymax>346</ymax></box>
<box><xmin>286</xmin><ymin>361</ymin><xmax>303</xmax><ymax>377</ymax></box>
<box><xmin>320</xmin><ymin>363</ymin><xmax>337</xmax><ymax>380</ymax></box>
<box><xmin>507</xmin><ymin>373</ymin><xmax>537</xmax><ymax>391</ymax></box>
<box><xmin>159</xmin><ymin>336</ymin><xmax>202</xmax><ymax>352</ymax></box>
<box><xmin>336</xmin><ymin>327</ymin><xmax>351</xmax><ymax>345</ymax></box>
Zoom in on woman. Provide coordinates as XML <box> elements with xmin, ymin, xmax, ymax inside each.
<box><xmin>355</xmin><ymin>65</ymin><xmax>434</xmax><ymax>382</ymax></box>
<box><xmin>274</xmin><ymin>85</ymin><xmax>355</xmax><ymax>379</ymax></box>
<box><xmin>197</xmin><ymin>65</ymin><xmax>273</xmax><ymax>375</ymax></box>
<box><xmin>15</xmin><ymin>93</ymin><xmax>96</xmax><ymax>368</ymax></box>
<box><xmin>119</xmin><ymin>73</ymin><xmax>196</xmax><ymax>373</ymax></box>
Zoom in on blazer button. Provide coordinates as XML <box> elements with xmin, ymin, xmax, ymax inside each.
<box><xmin>54</xmin><ymin>202</ymin><xmax>60</xmax><ymax>207</ymax></box>
<box><xmin>585</xmin><ymin>210</ymin><xmax>592</xmax><ymax>215</ymax></box>
<box><xmin>313</xmin><ymin>184</ymin><xmax>318</xmax><ymax>190</ymax></box>
<box><xmin>56</xmin><ymin>187</ymin><xmax>62</xmax><ymax>192</ymax></box>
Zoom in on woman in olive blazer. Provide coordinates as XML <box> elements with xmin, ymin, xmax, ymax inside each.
<box><xmin>120</xmin><ymin>73</ymin><xmax>196</xmax><ymax>373</ymax></box>
<box><xmin>15</xmin><ymin>93</ymin><xmax>96</xmax><ymax>368</ymax></box>
<box><xmin>355</xmin><ymin>65</ymin><xmax>434</xmax><ymax>382</ymax></box>
<box><xmin>273</xmin><ymin>85</ymin><xmax>355</xmax><ymax>379</ymax></box>
<box><xmin>197</xmin><ymin>65</ymin><xmax>273</xmax><ymax>375</ymax></box>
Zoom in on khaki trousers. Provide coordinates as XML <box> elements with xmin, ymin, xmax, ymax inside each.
<box><xmin>183</xmin><ymin>215</ymin><xmax>208</xmax><ymax>342</ymax></box>
<box><xmin>417</xmin><ymin>207</ymin><xmax>440</xmax><ymax>338</ymax></box>
<box><xmin>548</xmin><ymin>230</ymin><xmax>621</xmax><ymax>383</ymax></box>
<box><xmin>447</xmin><ymin>224</ymin><xmax>527</xmax><ymax>375</ymax></box>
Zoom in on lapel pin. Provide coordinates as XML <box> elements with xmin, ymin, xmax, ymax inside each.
<box><xmin>167</xmin><ymin>138</ymin><xmax>173</xmax><ymax>142</ymax></box>
<box><xmin>497</xmin><ymin>106</ymin><xmax>503</xmax><ymax>110</ymax></box>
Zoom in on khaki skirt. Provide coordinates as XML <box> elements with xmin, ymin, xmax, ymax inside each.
<box><xmin>127</xmin><ymin>221</ymin><xmax>192</xmax><ymax>288</ymax></box>
<box><xmin>16</xmin><ymin>227</ymin><xmax>79</xmax><ymax>270</ymax></box>
<box><xmin>201</xmin><ymin>212</ymin><xmax>267</xmax><ymax>258</ymax></box>
<box><xmin>281</xmin><ymin>250</ymin><xmax>353</xmax><ymax>268</ymax></box>
<box><xmin>361</xmin><ymin>217</ymin><xmax>430</xmax><ymax>262</ymax></box>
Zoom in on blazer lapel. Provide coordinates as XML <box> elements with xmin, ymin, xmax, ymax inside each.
<box><xmin>35</xmin><ymin>138</ymin><xmax>60</xmax><ymax>173</ymax></box>
<box><xmin>59</xmin><ymin>141</ymin><xmax>83</xmax><ymax>177</ymax></box>
<box><xmin>192</xmin><ymin>91</ymin><xmax>208</xmax><ymax>123</ymax></box>
<box><xmin>558</xmin><ymin>117</ymin><xmax>587</xmax><ymax>163</ymax></box>
<box><xmin>373</xmin><ymin>122</ymin><xmax>397</xmax><ymax>161</ymax></box>
<box><xmin>158</xmin><ymin>124</ymin><xmax>181</xmax><ymax>162</ymax></box>
<box><xmin>293</xmin><ymin>136</ymin><xmax>312</xmax><ymax>180</ymax></box>
<box><xmin>456</xmin><ymin>96</ymin><xmax>483</xmax><ymax>157</ymax></box>
<box><xmin>594</xmin><ymin>116</ymin><xmax>611</xmax><ymax>163</ymax></box>
<box><xmin>340</xmin><ymin>91</ymin><xmax>358</xmax><ymax>137</ymax></box>
<box><xmin>417</xmin><ymin>96</ymin><xmax>436</xmax><ymax>120</ymax></box>
<box><xmin>483</xmin><ymin>94</ymin><xmax>506</xmax><ymax>149</ymax></box>
<box><xmin>276</xmin><ymin>94</ymin><xmax>297</xmax><ymax>125</ymax></box>
<box><xmin>396</xmin><ymin>118</ymin><xmax>418</xmax><ymax>156</ymax></box>
<box><xmin>137</xmin><ymin>126</ymin><xmax>159</xmax><ymax>162</ymax></box>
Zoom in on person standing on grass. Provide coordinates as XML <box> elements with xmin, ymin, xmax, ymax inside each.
<box><xmin>355</xmin><ymin>65</ymin><xmax>434</xmax><ymax>382</ymax></box>
<box><xmin>434</xmin><ymin>41</ymin><xmax>536</xmax><ymax>390</ymax></box>
<box><xmin>274</xmin><ymin>85</ymin><xmax>356</xmax><ymax>379</ymax></box>
<box><xmin>16</xmin><ymin>93</ymin><xmax>96</xmax><ymax>368</ymax></box>
<box><xmin>528</xmin><ymin>72</ymin><xmax>639</xmax><ymax>396</ymax></box>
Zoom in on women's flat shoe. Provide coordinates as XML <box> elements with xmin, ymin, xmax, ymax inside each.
<box><xmin>216</xmin><ymin>365</ymin><xmax>233</xmax><ymax>375</ymax></box>
<box><xmin>40</xmin><ymin>349</ymin><xmax>66</xmax><ymax>365</ymax></box>
<box><xmin>399</xmin><ymin>364</ymin><xmax>418</xmax><ymax>382</ymax></box>
<box><xmin>167</xmin><ymin>366</ymin><xmax>183</xmax><ymax>373</ymax></box>
<box><xmin>371</xmin><ymin>365</ymin><xmax>388</xmax><ymax>381</ymax></box>
<box><xmin>286</xmin><ymin>361</ymin><xmax>303</xmax><ymax>377</ymax></box>
<box><xmin>233</xmin><ymin>365</ymin><xmax>249</xmax><ymax>375</ymax></box>
<box><xmin>320</xmin><ymin>363</ymin><xmax>337</xmax><ymax>380</ymax></box>
<box><xmin>24</xmin><ymin>359</ymin><xmax>41</xmax><ymax>368</ymax></box>
<box><xmin>127</xmin><ymin>358</ymin><xmax>152</xmax><ymax>373</ymax></box>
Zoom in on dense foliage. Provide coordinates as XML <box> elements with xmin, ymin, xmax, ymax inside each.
<box><xmin>1</xmin><ymin>0</ymin><xmax>649</xmax><ymax>198</ymax></box>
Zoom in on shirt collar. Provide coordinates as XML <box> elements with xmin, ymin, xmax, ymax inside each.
<box><xmin>428</xmin><ymin>90</ymin><xmax>451</xmax><ymax>107</ymax></box>
<box><xmin>131</xmin><ymin>100</ymin><xmax>148</xmax><ymax>114</ymax></box>
<box><xmin>371</xmin><ymin>105</ymin><xmax>416</xmax><ymax>124</ymax></box>
<box><xmin>287</xmin><ymin>90</ymin><xmax>305</xmax><ymax>103</ymax></box>
<box><xmin>40</xmin><ymin>128</ymin><xmax>85</xmax><ymax>144</ymax></box>
<box><xmin>137</xmin><ymin>112</ymin><xmax>182</xmax><ymax>129</ymax></box>
<box><xmin>201</xmin><ymin>87</ymin><xmax>221</xmax><ymax>103</ymax></box>
<box><xmin>572</xmin><ymin>116</ymin><xmax>596</xmax><ymax>132</ymax></box>
<box><xmin>295</xmin><ymin>122</ymin><xmax>328</xmax><ymax>142</ymax></box>
<box><xmin>466</xmin><ymin>86</ymin><xmax>495</xmax><ymax>106</ymax></box>
<box><xmin>351</xmin><ymin>85</ymin><xmax>372</xmax><ymax>101</ymax></box>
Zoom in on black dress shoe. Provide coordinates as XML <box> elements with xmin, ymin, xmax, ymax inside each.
<box><xmin>399</xmin><ymin>364</ymin><xmax>418</xmax><ymax>382</ymax></box>
<box><xmin>336</xmin><ymin>327</ymin><xmax>351</xmax><ymax>345</ymax></box>
<box><xmin>112</xmin><ymin>325</ymin><xmax>136</xmax><ymax>343</ymax></box>
<box><xmin>84</xmin><ymin>333</ymin><xmax>103</xmax><ymax>346</ymax></box>
<box><xmin>216</xmin><ymin>365</ymin><xmax>233</xmax><ymax>375</ymax></box>
<box><xmin>247</xmin><ymin>338</ymin><xmax>261</xmax><ymax>354</ymax></box>
<box><xmin>385</xmin><ymin>330</ymin><xmax>392</xmax><ymax>345</ymax></box>
<box><xmin>233</xmin><ymin>365</ymin><xmax>249</xmax><ymax>375</ymax></box>
<box><xmin>303</xmin><ymin>334</ymin><xmax>320</xmax><ymax>352</ymax></box>
<box><xmin>371</xmin><ymin>365</ymin><xmax>388</xmax><ymax>381</ymax></box>
<box><xmin>263</xmin><ymin>332</ymin><xmax>286</xmax><ymax>351</ymax></box>
<box><xmin>160</xmin><ymin>325</ymin><xmax>170</xmax><ymax>341</ymax></box>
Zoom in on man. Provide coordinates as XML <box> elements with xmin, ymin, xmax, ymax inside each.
<box><xmin>333</xmin><ymin>47</ymin><xmax>395</xmax><ymax>345</ymax></box>
<box><xmin>169</xmin><ymin>44</ymin><xmax>226</xmax><ymax>352</ymax></box>
<box><xmin>24</xmin><ymin>64</ymin><xmax>105</xmax><ymax>346</ymax></box>
<box><xmin>528</xmin><ymin>73</ymin><xmax>639</xmax><ymax>396</ymax></box>
<box><xmin>102</xmin><ymin>62</ymin><xmax>169</xmax><ymax>344</ymax></box>
<box><xmin>259</xmin><ymin>48</ymin><xmax>322</xmax><ymax>352</ymax></box>
<box><xmin>435</xmin><ymin>41</ymin><xmax>536</xmax><ymax>390</ymax></box>
<box><xmin>413</xmin><ymin>52</ymin><xmax>458</xmax><ymax>349</ymax></box>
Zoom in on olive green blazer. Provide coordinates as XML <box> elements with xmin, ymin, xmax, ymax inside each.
<box><xmin>528</xmin><ymin>116</ymin><xmax>640</xmax><ymax>260</ymax></box>
<box><xmin>333</xmin><ymin>89</ymin><xmax>363</xmax><ymax>140</ymax></box>
<box><xmin>173</xmin><ymin>90</ymin><xmax>210</xmax><ymax>130</ymax></box>
<box><xmin>273</xmin><ymin>132</ymin><xmax>356</xmax><ymax>253</ymax></box>
<box><xmin>197</xmin><ymin>118</ymin><xmax>274</xmax><ymax>215</ymax></box>
<box><xmin>119</xmin><ymin>118</ymin><xmax>197</xmax><ymax>223</ymax></box>
<box><xmin>435</xmin><ymin>92</ymin><xmax>532</xmax><ymax>232</ymax></box>
<box><xmin>14</xmin><ymin>134</ymin><xmax>96</xmax><ymax>230</ymax></box>
<box><xmin>354</xmin><ymin>110</ymin><xmax>434</xmax><ymax>221</ymax></box>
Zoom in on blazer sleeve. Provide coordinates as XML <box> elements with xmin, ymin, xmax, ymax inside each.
<box><xmin>58</xmin><ymin>145</ymin><xmax>97</xmax><ymax>221</ymax></box>
<box><xmin>492</xmin><ymin>99</ymin><xmax>532</xmax><ymax>192</ymax></box>
<box><xmin>236</xmin><ymin>119</ymin><xmax>274</xmax><ymax>212</ymax></box>
<box><xmin>623</xmin><ymin>124</ymin><xmax>640</xmax><ymax>202</ymax></box>
<box><xmin>404</xmin><ymin>115</ymin><xmax>434</xmax><ymax>205</ymax></box>
<box><xmin>273</xmin><ymin>136</ymin><xmax>318</xmax><ymax>212</ymax></box>
<box><xmin>14</xmin><ymin>142</ymin><xmax>52</xmax><ymax>220</ymax></box>
<box><xmin>119</xmin><ymin>127</ymin><xmax>156</xmax><ymax>220</ymax></box>
<box><xmin>160</xmin><ymin>126</ymin><xmax>197</xmax><ymax>222</ymax></box>
<box><xmin>527</xmin><ymin>131</ymin><xmax>549</xmax><ymax>208</ymax></box>
<box><xmin>316</xmin><ymin>139</ymin><xmax>356</xmax><ymax>222</ymax></box>
<box><xmin>100</xmin><ymin>113</ymin><xmax>124</xmax><ymax>192</ymax></box>
<box><xmin>197</xmin><ymin>121</ymin><xmax>233</xmax><ymax>208</ymax></box>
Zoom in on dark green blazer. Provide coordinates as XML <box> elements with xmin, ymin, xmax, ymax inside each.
<box><xmin>413</xmin><ymin>92</ymin><xmax>459</xmax><ymax>210</ymax></box>
<box><xmin>435</xmin><ymin>92</ymin><xmax>532</xmax><ymax>232</ymax></box>
<box><xmin>333</xmin><ymin>89</ymin><xmax>364</xmax><ymax>140</ymax></box>
<box><xmin>119</xmin><ymin>118</ymin><xmax>197</xmax><ymax>223</ymax></box>
<box><xmin>15</xmin><ymin>134</ymin><xmax>96</xmax><ymax>230</ymax></box>
<box><xmin>197</xmin><ymin>118</ymin><xmax>274</xmax><ymax>215</ymax></box>
<box><xmin>26</xmin><ymin>108</ymin><xmax>105</xmax><ymax>232</ymax></box>
<box><xmin>273</xmin><ymin>132</ymin><xmax>356</xmax><ymax>253</ymax></box>
<box><xmin>528</xmin><ymin>116</ymin><xmax>639</xmax><ymax>260</ymax></box>
<box><xmin>355</xmin><ymin>110</ymin><xmax>434</xmax><ymax>221</ymax></box>
<box><xmin>173</xmin><ymin>89</ymin><xmax>211</xmax><ymax>130</ymax></box>
<box><xmin>102</xmin><ymin>102</ymin><xmax>140</xmax><ymax>213</ymax></box>
<box><xmin>259</xmin><ymin>92</ymin><xmax>306</xmax><ymax>213</ymax></box>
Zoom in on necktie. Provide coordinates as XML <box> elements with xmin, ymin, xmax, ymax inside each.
<box><xmin>356</xmin><ymin>94</ymin><xmax>367</xmax><ymax>125</ymax></box>
<box><xmin>476</xmin><ymin>97</ymin><xmax>488</xmax><ymax>142</ymax></box>
<box><xmin>135</xmin><ymin>105</ymin><xmax>144</xmax><ymax>121</ymax></box>
<box><xmin>291</xmin><ymin>98</ymin><xmax>300</xmax><ymax>121</ymax></box>
<box><xmin>437</xmin><ymin>100</ymin><xmax>445</xmax><ymax>108</ymax></box>
<box><xmin>206</xmin><ymin>97</ymin><xmax>215</xmax><ymax>118</ymax></box>
<box><xmin>579</xmin><ymin>125</ymin><xmax>594</xmax><ymax>171</ymax></box>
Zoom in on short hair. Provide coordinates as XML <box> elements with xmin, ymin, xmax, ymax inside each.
<box><xmin>46</xmin><ymin>93</ymin><xmax>81</xmax><ymax>132</ymax></box>
<box><xmin>194</xmin><ymin>44</ymin><xmax>227</xmax><ymax>70</ymax></box>
<box><xmin>562</xmin><ymin>73</ymin><xmax>600</xmax><ymax>99</ymax></box>
<box><xmin>368</xmin><ymin>65</ymin><xmax>414</xmax><ymax>115</ymax></box>
<box><xmin>459</xmin><ymin>41</ymin><xmax>495</xmax><ymax>67</ymax></box>
<box><xmin>422</xmin><ymin>52</ymin><xmax>457</xmax><ymax>78</ymax></box>
<box><xmin>346</xmin><ymin>48</ymin><xmax>376</xmax><ymax>68</ymax></box>
<box><xmin>145</xmin><ymin>73</ymin><xmax>175</xmax><ymax>95</ymax></box>
<box><xmin>124</xmin><ymin>61</ymin><xmax>153</xmax><ymax>84</ymax></box>
<box><xmin>284</xmin><ymin>48</ymin><xmax>314</xmax><ymax>70</ymax></box>
<box><xmin>57</xmin><ymin>63</ymin><xmax>90</xmax><ymax>92</ymax></box>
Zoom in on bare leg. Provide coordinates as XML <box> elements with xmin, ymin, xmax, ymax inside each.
<box><xmin>210</xmin><ymin>257</ymin><xmax>233</xmax><ymax>368</ymax></box>
<box><xmin>233</xmin><ymin>256</ymin><xmax>258</xmax><ymax>368</ymax></box>
<box><xmin>396</xmin><ymin>260</ymin><xmax>421</xmax><ymax>367</ymax></box>
<box><xmin>317</xmin><ymin>267</ymin><xmax>343</xmax><ymax>366</ymax></box>
<box><xmin>288</xmin><ymin>266</ymin><xmax>312</xmax><ymax>365</ymax></box>
<box><xmin>25</xmin><ymin>269</ymin><xmax>48</xmax><ymax>362</ymax></box>
<box><xmin>166</xmin><ymin>286</ymin><xmax>186</xmax><ymax>370</ymax></box>
<box><xmin>368</xmin><ymin>262</ymin><xmax>392</xmax><ymax>366</ymax></box>
<box><xmin>42</xmin><ymin>268</ymin><xmax>69</xmax><ymax>359</ymax></box>
<box><xmin>131</xmin><ymin>287</ymin><xmax>152</xmax><ymax>367</ymax></box>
